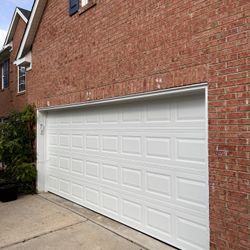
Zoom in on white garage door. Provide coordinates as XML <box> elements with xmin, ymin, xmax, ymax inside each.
<box><xmin>45</xmin><ymin>92</ymin><xmax>209</xmax><ymax>250</ymax></box>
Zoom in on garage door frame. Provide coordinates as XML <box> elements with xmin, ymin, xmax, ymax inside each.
<box><xmin>36</xmin><ymin>83</ymin><xmax>209</xmax><ymax>248</ymax></box>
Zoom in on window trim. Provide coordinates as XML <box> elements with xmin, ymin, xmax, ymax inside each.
<box><xmin>1</xmin><ymin>60</ymin><xmax>9</xmax><ymax>90</ymax></box>
<box><xmin>79</xmin><ymin>0</ymin><xmax>96</xmax><ymax>15</ymax></box>
<box><xmin>81</xmin><ymin>0</ymin><xmax>89</xmax><ymax>7</ymax></box>
<box><xmin>17</xmin><ymin>66</ymin><xmax>26</xmax><ymax>94</ymax></box>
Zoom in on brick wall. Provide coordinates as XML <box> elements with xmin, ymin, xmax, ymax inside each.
<box><xmin>0</xmin><ymin>16</ymin><xmax>27</xmax><ymax>117</ymax></box>
<box><xmin>27</xmin><ymin>0</ymin><xmax>250</xmax><ymax>249</ymax></box>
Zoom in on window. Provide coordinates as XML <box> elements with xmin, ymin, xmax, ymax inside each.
<box><xmin>18</xmin><ymin>66</ymin><xmax>26</xmax><ymax>93</ymax></box>
<box><xmin>2</xmin><ymin>60</ymin><xmax>9</xmax><ymax>89</ymax></box>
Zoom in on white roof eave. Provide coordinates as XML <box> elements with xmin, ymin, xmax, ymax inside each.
<box><xmin>4</xmin><ymin>8</ymin><xmax>28</xmax><ymax>46</ymax></box>
<box><xmin>17</xmin><ymin>0</ymin><xmax>47</xmax><ymax>60</ymax></box>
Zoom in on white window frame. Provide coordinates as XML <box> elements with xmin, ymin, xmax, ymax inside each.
<box><xmin>1</xmin><ymin>60</ymin><xmax>9</xmax><ymax>90</ymax></box>
<box><xmin>81</xmin><ymin>0</ymin><xmax>89</xmax><ymax>7</ymax></box>
<box><xmin>17</xmin><ymin>66</ymin><xmax>26</xmax><ymax>93</ymax></box>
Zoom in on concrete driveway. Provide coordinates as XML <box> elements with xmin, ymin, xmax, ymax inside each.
<box><xmin>0</xmin><ymin>193</ymin><xmax>175</xmax><ymax>250</ymax></box>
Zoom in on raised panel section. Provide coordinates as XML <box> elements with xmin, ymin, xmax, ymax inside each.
<box><xmin>122</xmin><ymin>168</ymin><xmax>141</xmax><ymax>190</ymax></box>
<box><xmin>146</xmin><ymin>207</ymin><xmax>171</xmax><ymax>236</ymax></box>
<box><xmin>49</xmin><ymin>155</ymin><xmax>59</xmax><ymax>168</ymax></box>
<box><xmin>86</xmin><ymin>161</ymin><xmax>99</xmax><ymax>179</ymax></box>
<box><xmin>59</xmin><ymin>135</ymin><xmax>70</xmax><ymax>147</ymax></box>
<box><xmin>71</xmin><ymin>112</ymin><xmax>84</xmax><ymax>123</ymax></box>
<box><xmin>85</xmin><ymin>111</ymin><xmax>99</xmax><ymax>124</ymax></box>
<box><xmin>49</xmin><ymin>134</ymin><xmax>58</xmax><ymax>146</ymax></box>
<box><xmin>86</xmin><ymin>135</ymin><xmax>99</xmax><ymax>151</ymax></box>
<box><xmin>176</xmin><ymin>138</ymin><xmax>205</xmax><ymax>163</ymax></box>
<box><xmin>71</xmin><ymin>159</ymin><xmax>83</xmax><ymax>174</ymax></box>
<box><xmin>86</xmin><ymin>187</ymin><xmax>99</xmax><ymax>206</ymax></box>
<box><xmin>48</xmin><ymin>176</ymin><xmax>58</xmax><ymax>190</ymax></box>
<box><xmin>122</xmin><ymin>136</ymin><xmax>141</xmax><ymax>155</ymax></box>
<box><xmin>146</xmin><ymin>172</ymin><xmax>171</xmax><ymax>198</ymax></box>
<box><xmin>146</xmin><ymin>102</ymin><xmax>171</xmax><ymax>122</ymax></box>
<box><xmin>146</xmin><ymin>137</ymin><xmax>170</xmax><ymax>159</ymax></box>
<box><xmin>177</xmin><ymin>217</ymin><xmax>208</xmax><ymax>249</ymax></box>
<box><xmin>72</xmin><ymin>183</ymin><xmax>83</xmax><ymax>200</ymax></box>
<box><xmin>176</xmin><ymin>177</ymin><xmax>206</xmax><ymax>208</ymax></box>
<box><xmin>122</xmin><ymin>199</ymin><xmax>142</xmax><ymax>224</ymax></box>
<box><xmin>102</xmin><ymin>110</ymin><xmax>119</xmax><ymax>123</ymax></box>
<box><xmin>72</xmin><ymin>135</ymin><xmax>83</xmax><ymax>149</ymax></box>
<box><xmin>176</xmin><ymin>95</ymin><xmax>205</xmax><ymax>121</ymax></box>
<box><xmin>102</xmin><ymin>136</ymin><xmax>118</xmax><ymax>153</ymax></box>
<box><xmin>59</xmin><ymin>179</ymin><xmax>70</xmax><ymax>195</ymax></box>
<box><xmin>102</xmin><ymin>163</ymin><xmax>119</xmax><ymax>184</ymax></box>
<box><xmin>122</xmin><ymin>108</ymin><xmax>141</xmax><ymax>122</ymax></box>
<box><xmin>59</xmin><ymin>157</ymin><xmax>70</xmax><ymax>170</ymax></box>
<box><xmin>102</xmin><ymin>192</ymin><xmax>119</xmax><ymax>213</ymax></box>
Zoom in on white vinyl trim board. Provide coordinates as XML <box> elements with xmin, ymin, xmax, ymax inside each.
<box><xmin>37</xmin><ymin>85</ymin><xmax>209</xmax><ymax>250</ymax></box>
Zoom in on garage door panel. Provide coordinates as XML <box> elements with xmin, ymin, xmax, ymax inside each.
<box><xmin>176</xmin><ymin>177</ymin><xmax>207</xmax><ymax>210</ymax></box>
<box><xmin>71</xmin><ymin>158</ymin><xmax>84</xmax><ymax>174</ymax></box>
<box><xmin>59</xmin><ymin>156</ymin><xmax>70</xmax><ymax>171</ymax></box>
<box><xmin>121</xmin><ymin>167</ymin><xmax>142</xmax><ymax>191</ymax></box>
<box><xmin>176</xmin><ymin>137</ymin><xmax>206</xmax><ymax>163</ymax></box>
<box><xmin>58</xmin><ymin>179</ymin><xmax>71</xmax><ymax>196</ymax></box>
<box><xmin>85</xmin><ymin>160</ymin><xmax>100</xmax><ymax>180</ymax></box>
<box><xmin>48</xmin><ymin>168</ymin><xmax>207</xmax><ymax>218</ymax></box>
<box><xmin>146</xmin><ymin>102</ymin><xmax>171</xmax><ymax>122</ymax></box>
<box><xmin>101</xmin><ymin>162</ymin><xmax>119</xmax><ymax>184</ymax></box>
<box><xmin>71</xmin><ymin>182</ymin><xmax>83</xmax><ymax>201</ymax></box>
<box><xmin>101</xmin><ymin>191</ymin><xmax>119</xmax><ymax>215</ymax></box>
<box><xmin>47</xmin><ymin>175</ymin><xmax>58</xmax><ymax>192</ymax></box>
<box><xmin>85</xmin><ymin>186</ymin><xmax>100</xmax><ymax>207</ymax></box>
<box><xmin>121</xmin><ymin>198</ymin><xmax>143</xmax><ymax>225</ymax></box>
<box><xmin>48</xmin><ymin>154</ymin><xmax>59</xmax><ymax>168</ymax></box>
<box><xmin>46</xmin><ymin>93</ymin><xmax>208</xmax><ymax>250</ymax></box>
<box><xmin>145</xmin><ymin>172</ymin><xmax>172</xmax><ymax>199</ymax></box>
<box><xmin>145</xmin><ymin>136</ymin><xmax>171</xmax><ymax>159</ymax></box>
<box><xmin>71</xmin><ymin>135</ymin><xmax>84</xmax><ymax>149</ymax></box>
<box><xmin>47</xmin><ymin>174</ymin><xmax>208</xmax><ymax>249</ymax></box>
<box><xmin>176</xmin><ymin>94</ymin><xmax>205</xmax><ymax>121</ymax></box>
<box><xmin>146</xmin><ymin>206</ymin><xmax>172</xmax><ymax>238</ymax></box>
<box><xmin>176</xmin><ymin>215</ymin><xmax>208</xmax><ymax>250</ymax></box>
<box><xmin>48</xmin><ymin>147</ymin><xmax>206</xmax><ymax>178</ymax></box>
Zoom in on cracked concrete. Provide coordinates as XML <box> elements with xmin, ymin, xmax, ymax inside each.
<box><xmin>0</xmin><ymin>193</ymin><xmax>175</xmax><ymax>250</ymax></box>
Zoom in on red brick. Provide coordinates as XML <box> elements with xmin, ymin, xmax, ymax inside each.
<box><xmin>0</xmin><ymin>17</ymin><xmax>27</xmax><ymax>117</ymax></box>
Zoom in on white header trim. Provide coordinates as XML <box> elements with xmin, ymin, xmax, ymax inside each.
<box><xmin>39</xmin><ymin>83</ymin><xmax>208</xmax><ymax>112</ymax></box>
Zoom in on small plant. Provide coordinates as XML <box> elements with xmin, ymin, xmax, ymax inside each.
<box><xmin>0</xmin><ymin>104</ymin><xmax>37</xmax><ymax>197</ymax></box>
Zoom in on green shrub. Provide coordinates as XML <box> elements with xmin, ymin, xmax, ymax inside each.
<box><xmin>14</xmin><ymin>163</ymin><xmax>37</xmax><ymax>194</ymax></box>
<box><xmin>0</xmin><ymin>104</ymin><xmax>37</xmax><ymax>194</ymax></box>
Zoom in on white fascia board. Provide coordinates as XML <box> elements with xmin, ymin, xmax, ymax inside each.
<box><xmin>17</xmin><ymin>0</ymin><xmax>47</xmax><ymax>60</ymax></box>
<box><xmin>16</xmin><ymin>8</ymin><xmax>28</xmax><ymax>23</ymax></box>
<box><xmin>4</xmin><ymin>8</ymin><xmax>28</xmax><ymax>46</ymax></box>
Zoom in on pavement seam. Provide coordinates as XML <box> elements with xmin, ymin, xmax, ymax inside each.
<box><xmin>0</xmin><ymin>221</ymin><xmax>85</xmax><ymax>250</ymax></box>
<box><xmin>38</xmin><ymin>194</ymin><xmax>149</xmax><ymax>250</ymax></box>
